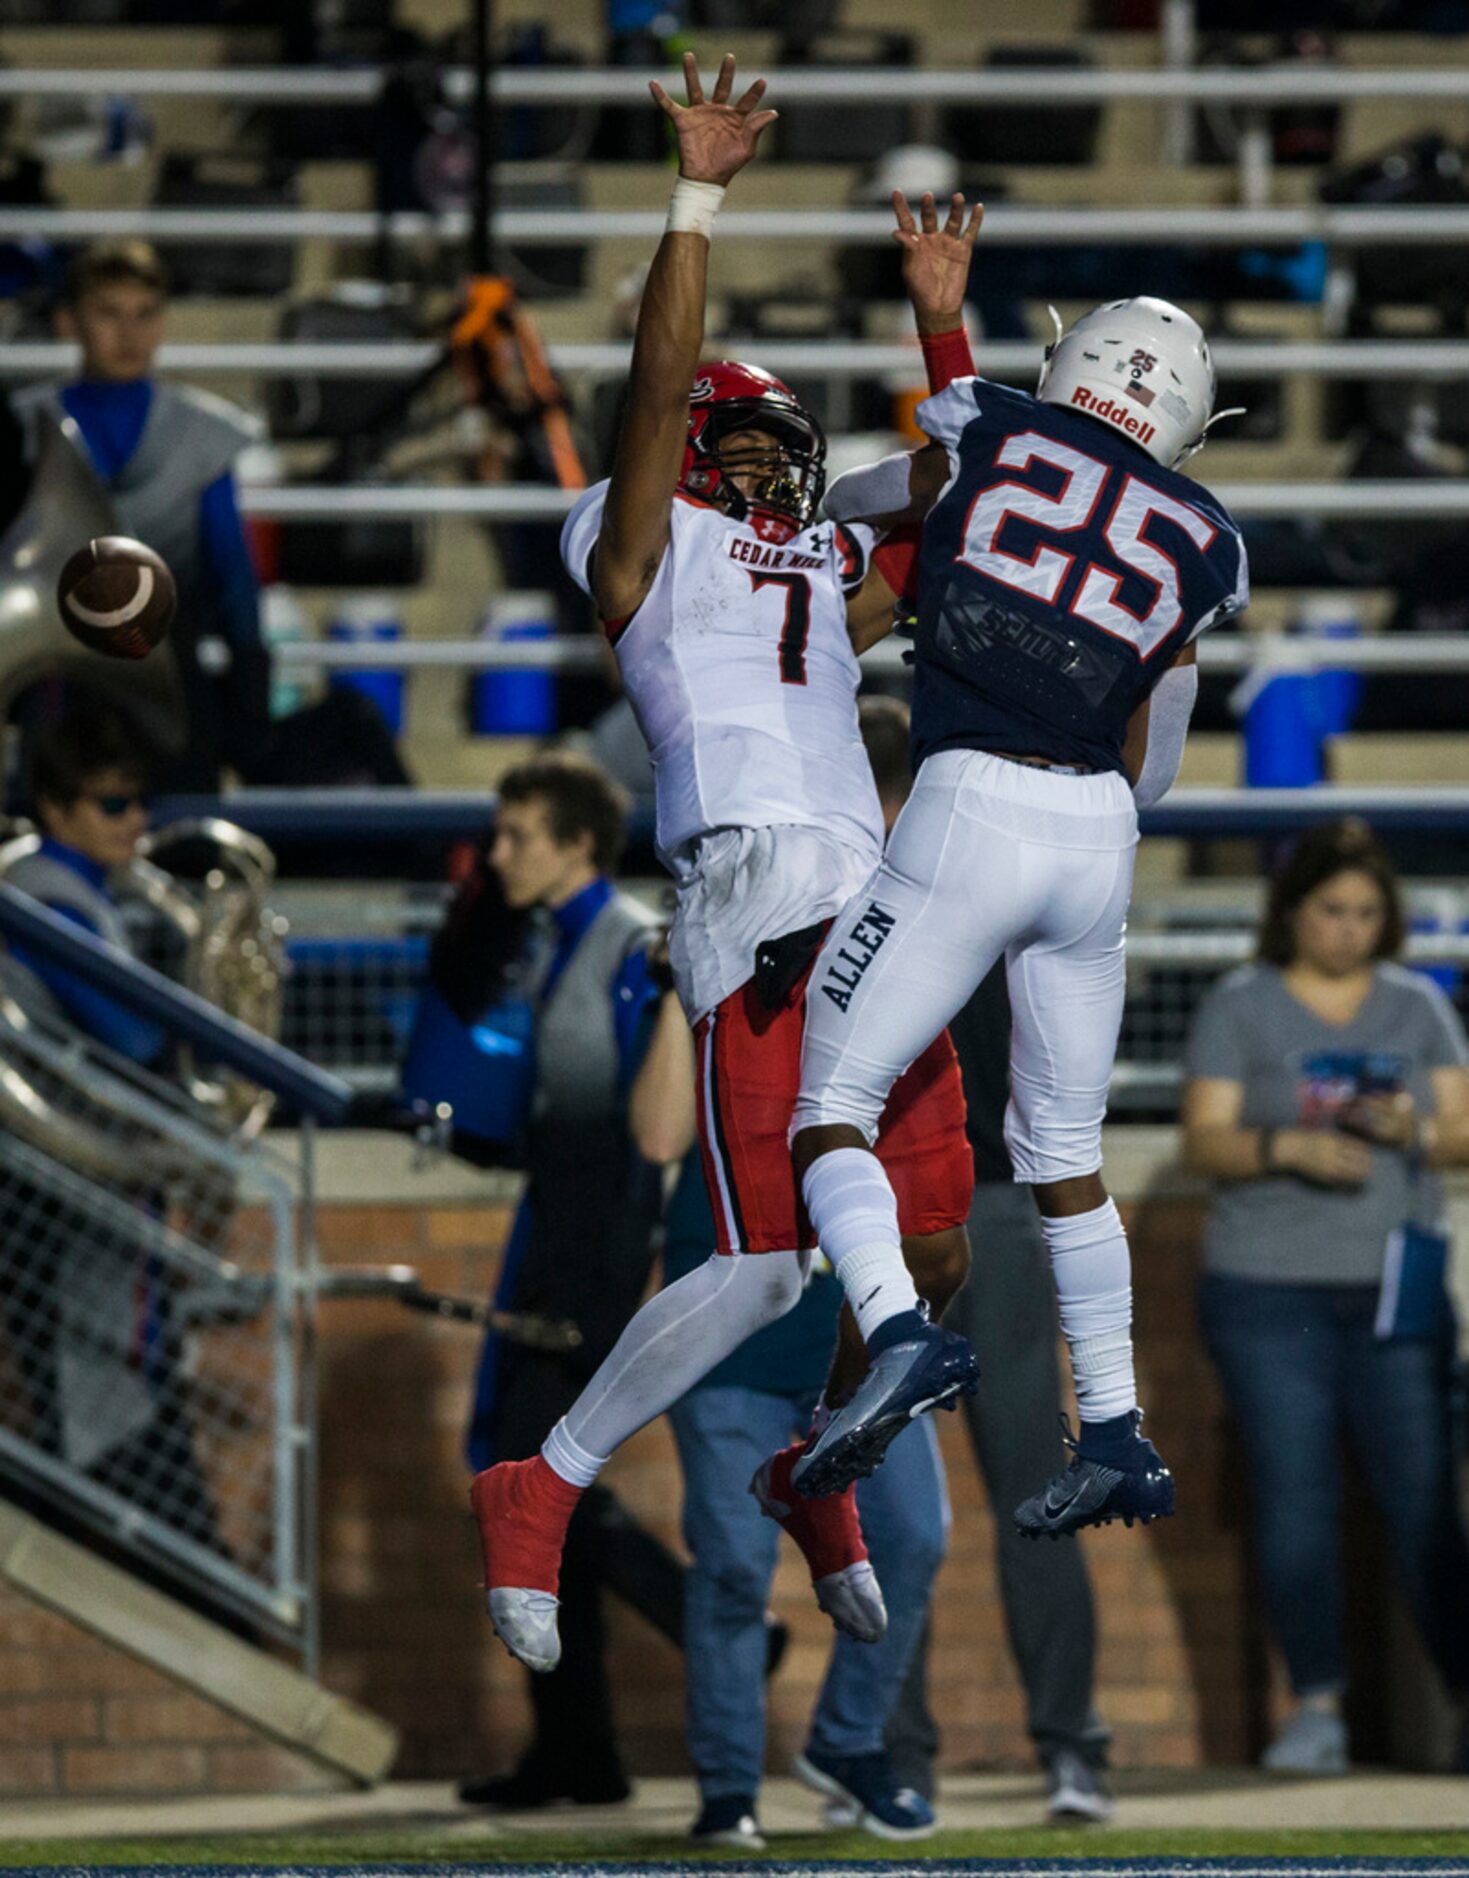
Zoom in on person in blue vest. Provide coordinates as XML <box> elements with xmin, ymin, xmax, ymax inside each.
<box><xmin>15</xmin><ymin>239</ymin><xmax>266</xmax><ymax>790</ymax></box>
<box><xmin>16</xmin><ymin>240</ymin><xmax>408</xmax><ymax>794</ymax></box>
<box><xmin>402</xmin><ymin>753</ymin><xmax>690</xmax><ymax>1809</ymax></box>
<box><xmin>0</xmin><ymin>702</ymin><xmax>221</xmax><ymax>1570</ymax></box>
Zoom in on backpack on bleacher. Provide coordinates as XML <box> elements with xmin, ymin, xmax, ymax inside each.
<box><xmin>947</xmin><ymin>46</ymin><xmax>1103</xmax><ymax>168</ymax></box>
<box><xmin>774</xmin><ymin>31</ymin><xmax>915</xmax><ymax>163</ymax></box>
<box><xmin>153</xmin><ymin>153</ymin><xmax>299</xmax><ymax>299</ymax></box>
<box><xmin>1321</xmin><ymin>133</ymin><xmax>1469</xmax><ymax>314</ymax></box>
<box><xmin>268</xmin><ymin>291</ymin><xmax>421</xmax><ymax>444</ymax></box>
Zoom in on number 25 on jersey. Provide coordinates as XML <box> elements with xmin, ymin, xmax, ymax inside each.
<box><xmin>960</xmin><ymin>430</ymin><xmax>1217</xmax><ymax>659</ymax></box>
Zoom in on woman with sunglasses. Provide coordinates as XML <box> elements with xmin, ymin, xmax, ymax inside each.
<box><xmin>3</xmin><ymin>701</ymin><xmax>164</xmax><ymax>1064</ymax></box>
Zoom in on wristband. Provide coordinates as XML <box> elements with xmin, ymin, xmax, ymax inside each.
<box><xmin>666</xmin><ymin>177</ymin><xmax>726</xmax><ymax>238</ymax></box>
<box><xmin>919</xmin><ymin>326</ymin><xmax>975</xmax><ymax>394</ymax></box>
<box><xmin>873</xmin><ymin>527</ymin><xmax>921</xmax><ymax>604</ymax></box>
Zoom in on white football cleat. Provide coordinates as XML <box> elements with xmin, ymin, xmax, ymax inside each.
<box><xmin>814</xmin><ymin>1560</ymin><xmax>888</xmax><ymax>1644</ymax></box>
<box><xmin>487</xmin><ymin>1587</ymin><xmax>561</xmax><ymax>1673</ymax></box>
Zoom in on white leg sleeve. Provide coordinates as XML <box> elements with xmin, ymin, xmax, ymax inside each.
<box><xmin>800</xmin><ymin>1147</ymin><xmax>919</xmax><ymax>1342</ymax></box>
<box><xmin>1039</xmin><ymin>1200</ymin><xmax>1137</xmax><ymax>1422</ymax></box>
<box><xmin>548</xmin><ymin>1250</ymin><xmax>805</xmax><ymax>1473</ymax></box>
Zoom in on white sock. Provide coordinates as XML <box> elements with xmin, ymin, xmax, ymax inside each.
<box><xmin>1040</xmin><ymin>1199</ymin><xmax>1137</xmax><ymax>1421</ymax></box>
<box><xmin>558</xmin><ymin>1250</ymin><xmax>804</xmax><ymax>1461</ymax></box>
<box><xmin>541</xmin><ymin>1419</ymin><xmax>607</xmax><ymax>1489</ymax></box>
<box><xmin>802</xmin><ymin>1148</ymin><xmax>919</xmax><ymax>1343</ymax></box>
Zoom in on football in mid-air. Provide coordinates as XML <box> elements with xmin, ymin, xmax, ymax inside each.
<box><xmin>56</xmin><ymin>536</ymin><xmax>177</xmax><ymax>661</ymax></box>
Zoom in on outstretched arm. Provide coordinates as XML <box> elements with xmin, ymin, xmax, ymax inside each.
<box><xmin>836</xmin><ymin>187</ymin><xmax>985</xmax><ymax>641</ymax></box>
<box><xmin>828</xmin><ymin>190</ymin><xmax>984</xmax><ymax>532</ymax></box>
<box><xmin>893</xmin><ymin>188</ymin><xmax>983</xmax><ymax>375</ymax></box>
<box><xmin>592</xmin><ymin>53</ymin><xmax>776</xmax><ymax>624</ymax></box>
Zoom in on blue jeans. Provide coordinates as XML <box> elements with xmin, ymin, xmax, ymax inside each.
<box><xmin>669</xmin><ymin>1383</ymin><xmax>948</xmax><ymax>1802</ymax></box>
<box><xmin>1200</xmin><ymin>1271</ymin><xmax>1469</xmax><ymax>1699</ymax></box>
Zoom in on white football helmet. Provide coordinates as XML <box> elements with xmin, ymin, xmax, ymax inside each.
<box><xmin>1037</xmin><ymin>296</ymin><xmax>1234</xmax><ymax>470</ymax></box>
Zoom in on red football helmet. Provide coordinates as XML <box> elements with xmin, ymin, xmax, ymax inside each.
<box><xmin>681</xmin><ymin>361</ymin><xmax>827</xmax><ymax>540</ymax></box>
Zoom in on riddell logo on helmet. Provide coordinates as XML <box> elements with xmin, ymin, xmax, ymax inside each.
<box><xmin>1070</xmin><ymin>386</ymin><xmax>1156</xmax><ymax>447</ymax></box>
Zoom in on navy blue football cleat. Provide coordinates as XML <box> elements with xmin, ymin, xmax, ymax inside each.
<box><xmin>791</xmin><ymin>1322</ymin><xmax>980</xmax><ymax>1500</ymax></box>
<box><xmin>1014</xmin><ymin>1411</ymin><xmax>1175</xmax><ymax>1538</ymax></box>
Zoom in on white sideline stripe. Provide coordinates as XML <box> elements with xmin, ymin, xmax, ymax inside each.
<box><xmin>65</xmin><ymin>565</ymin><xmax>154</xmax><ymax>630</ymax></box>
<box><xmin>31</xmin><ymin>1865</ymin><xmax>1469</xmax><ymax>1877</ymax></box>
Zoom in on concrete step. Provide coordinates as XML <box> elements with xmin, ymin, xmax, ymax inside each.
<box><xmin>0</xmin><ymin>1499</ymin><xmax>397</xmax><ymax>1787</ymax></box>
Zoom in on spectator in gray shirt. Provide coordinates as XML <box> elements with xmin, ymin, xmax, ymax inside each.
<box><xmin>1182</xmin><ymin>819</ymin><xmax>1469</xmax><ymax>1776</ymax></box>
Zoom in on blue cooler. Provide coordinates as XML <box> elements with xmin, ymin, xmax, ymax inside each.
<box><xmin>1244</xmin><ymin>672</ymin><xmax>1323</xmax><ymax>787</ymax></box>
<box><xmin>471</xmin><ymin>592</ymin><xmax>556</xmax><ymax>736</ymax></box>
<box><xmin>328</xmin><ymin>596</ymin><xmax>406</xmax><ymax>734</ymax></box>
<box><xmin>1242</xmin><ymin>596</ymin><xmax>1364</xmax><ymax>787</ymax></box>
<box><xmin>1297</xmin><ymin>594</ymin><xmax>1364</xmax><ymax>743</ymax></box>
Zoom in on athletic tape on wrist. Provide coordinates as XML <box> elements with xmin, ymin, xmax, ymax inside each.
<box><xmin>666</xmin><ymin>177</ymin><xmax>726</xmax><ymax>238</ymax></box>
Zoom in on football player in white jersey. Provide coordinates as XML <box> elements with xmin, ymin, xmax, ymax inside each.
<box><xmin>468</xmin><ymin>56</ymin><xmax>981</xmax><ymax>1681</ymax></box>
<box><xmin>787</xmin><ymin>191</ymin><xmax>1250</xmax><ymax>1537</ymax></box>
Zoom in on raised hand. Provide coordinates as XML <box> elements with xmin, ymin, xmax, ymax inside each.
<box><xmin>892</xmin><ymin>190</ymin><xmax>984</xmax><ymax>336</ymax></box>
<box><xmin>650</xmin><ymin>52</ymin><xmax>777</xmax><ymax>187</ymax></box>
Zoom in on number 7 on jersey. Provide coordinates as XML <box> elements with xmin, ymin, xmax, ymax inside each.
<box><xmin>749</xmin><ymin>570</ymin><xmax>812</xmax><ymax>685</ymax></box>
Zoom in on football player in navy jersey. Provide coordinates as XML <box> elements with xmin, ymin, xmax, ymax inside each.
<box><xmin>784</xmin><ymin>192</ymin><xmax>1249</xmax><ymax>1536</ymax></box>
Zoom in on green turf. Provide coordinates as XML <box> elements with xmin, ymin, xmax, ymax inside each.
<box><xmin>2</xmin><ymin>1827</ymin><xmax>1468</xmax><ymax>1865</ymax></box>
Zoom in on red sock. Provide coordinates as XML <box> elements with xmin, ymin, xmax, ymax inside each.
<box><xmin>470</xmin><ymin>1456</ymin><xmax>583</xmax><ymax>1595</ymax></box>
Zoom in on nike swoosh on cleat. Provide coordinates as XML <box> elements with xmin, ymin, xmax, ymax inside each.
<box><xmin>858</xmin><ymin>1285</ymin><xmax>881</xmax><ymax>1308</ymax></box>
<box><xmin>1042</xmin><ymin>1482</ymin><xmax>1085</xmax><ymax>1520</ymax></box>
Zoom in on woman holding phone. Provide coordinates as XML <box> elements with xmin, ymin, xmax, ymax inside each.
<box><xmin>1182</xmin><ymin>818</ymin><xmax>1469</xmax><ymax>1775</ymax></box>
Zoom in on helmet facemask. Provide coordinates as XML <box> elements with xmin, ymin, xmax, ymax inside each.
<box><xmin>687</xmin><ymin>400</ymin><xmax>827</xmax><ymax>536</ymax></box>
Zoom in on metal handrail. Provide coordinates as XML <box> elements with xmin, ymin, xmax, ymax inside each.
<box><xmin>8</xmin><ymin>205</ymin><xmax>1469</xmax><ymax>246</ymax></box>
<box><xmin>145</xmin><ymin>787</ymin><xmax>1469</xmax><ymax>847</ymax></box>
<box><xmin>10</xmin><ymin>338</ymin><xmax>1469</xmax><ymax>382</ymax></box>
<box><xmin>234</xmin><ymin>480</ymin><xmax>1469</xmax><ymax>521</ymax></box>
<box><xmin>265</xmin><ymin>634</ymin><xmax>1469</xmax><ymax>677</ymax></box>
<box><xmin>5</xmin><ymin>64</ymin><xmax>1469</xmax><ymax>105</ymax></box>
<box><xmin>0</xmin><ymin>887</ymin><xmax>352</xmax><ymax>1122</ymax></box>
<box><xmin>1126</xmin><ymin>929</ymin><xmax>1469</xmax><ymax>965</ymax></box>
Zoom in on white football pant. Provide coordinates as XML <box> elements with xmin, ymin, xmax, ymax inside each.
<box><xmin>792</xmin><ymin>748</ymin><xmax>1138</xmax><ymax>1185</ymax></box>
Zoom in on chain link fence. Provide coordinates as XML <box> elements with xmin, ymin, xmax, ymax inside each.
<box><xmin>271</xmin><ymin>886</ymin><xmax>443</xmax><ymax>1095</ymax></box>
<box><xmin>0</xmin><ymin>991</ymin><xmax>312</xmax><ymax>1645</ymax></box>
<box><xmin>263</xmin><ymin>880</ymin><xmax>1469</xmax><ymax>1114</ymax></box>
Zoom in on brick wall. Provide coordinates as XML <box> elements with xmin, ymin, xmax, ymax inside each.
<box><xmin>311</xmin><ymin>1193</ymin><xmax>1266</xmax><ymax>1782</ymax></box>
<box><xmin>0</xmin><ymin>1189</ymin><xmax>1266</xmax><ymax>1795</ymax></box>
<box><xmin>0</xmin><ymin>1593</ymin><xmax>327</xmax><ymax>1797</ymax></box>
